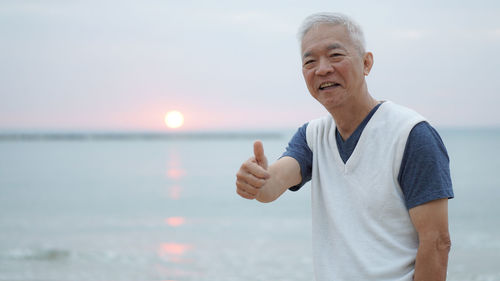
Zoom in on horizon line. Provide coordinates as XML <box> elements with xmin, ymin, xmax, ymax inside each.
<box><xmin>1</xmin><ymin>126</ymin><xmax>499</xmax><ymax>142</ymax></box>
<box><xmin>0</xmin><ymin>131</ymin><xmax>286</xmax><ymax>142</ymax></box>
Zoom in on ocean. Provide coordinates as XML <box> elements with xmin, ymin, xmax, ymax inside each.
<box><xmin>0</xmin><ymin>129</ymin><xmax>499</xmax><ymax>281</ymax></box>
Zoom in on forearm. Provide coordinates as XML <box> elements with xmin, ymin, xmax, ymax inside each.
<box><xmin>409</xmin><ymin>198</ymin><xmax>451</xmax><ymax>281</ymax></box>
<box><xmin>255</xmin><ymin>176</ymin><xmax>287</xmax><ymax>203</ymax></box>
<box><xmin>256</xmin><ymin>157</ymin><xmax>301</xmax><ymax>203</ymax></box>
<box><xmin>413</xmin><ymin>235</ymin><xmax>451</xmax><ymax>281</ymax></box>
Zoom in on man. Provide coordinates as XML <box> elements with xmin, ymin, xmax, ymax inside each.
<box><xmin>235</xmin><ymin>12</ymin><xmax>454</xmax><ymax>281</ymax></box>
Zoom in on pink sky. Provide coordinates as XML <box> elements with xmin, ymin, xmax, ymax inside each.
<box><xmin>1</xmin><ymin>1</ymin><xmax>499</xmax><ymax>131</ymax></box>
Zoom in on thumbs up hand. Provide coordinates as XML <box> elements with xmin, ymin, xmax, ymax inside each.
<box><xmin>236</xmin><ymin>140</ymin><xmax>270</xmax><ymax>200</ymax></box>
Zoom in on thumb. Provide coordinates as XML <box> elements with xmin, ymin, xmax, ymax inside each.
<box><xmin>253</xmin><ymin>140</ymin><xmax>268</xmax><ymax>169</ymax></box>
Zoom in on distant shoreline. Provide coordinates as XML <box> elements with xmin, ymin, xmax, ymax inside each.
<box><xmin>1</xmin><ymin>127</ymin><xmax>499</xmax><ymax>142</ymax></box>
<box><xmin>0</xmin><ymin>131</ymin><xmax>285</xmax><ymax>142</ymax></box>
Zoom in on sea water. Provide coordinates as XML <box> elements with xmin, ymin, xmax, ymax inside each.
<box><xmin>0</xmin><ymin>129</ymin><xmax>499</xmax><ymax>281</ymax></box>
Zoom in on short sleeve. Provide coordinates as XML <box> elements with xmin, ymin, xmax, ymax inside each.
<box><xmin>281</xmin><ymin>123</ymin><xmax>313</xmax><ymax>191</ymax></box>
<box><xmin>398</xmin><ymin>121</ymin><xmax>454</xmax><ymax>209</ymax></box>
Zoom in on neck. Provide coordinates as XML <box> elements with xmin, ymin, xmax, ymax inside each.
<box><xmin>328</xmin><ymin>89</ymin><xmax>378</xmax><ymax>140</ymax></box>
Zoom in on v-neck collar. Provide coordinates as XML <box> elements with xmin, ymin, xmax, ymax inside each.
<box><xmin>333</xmin><ymin>101</ymin><xmax>386</xmax><ymax>173</ymax></box>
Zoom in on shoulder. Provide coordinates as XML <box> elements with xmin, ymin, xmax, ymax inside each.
<box><xmin>380</xmin><ymin>101</ymin><xmax>426</xmax><ymax>126</ymax></box>
<box><xmin>407</xmin><ymin>122</ymin><xmax>449</xmax><ymax>158</ymax></box>
<box><xmin>288</xmin><ymin>122</ymin><xmax>308</xmax><ymax>146</ymax></box>
<box><xmin>399</xmin><ymin>121</ymin><xmax>453</xmax><ymax>209</ymax></box>
<box><xmin>307</xmin><ymin>115</ymin><xmax>333</xmax><ymax>130</ymax></box>
<box><xmin>282</xmin><ymin>122</ymin><xmax>314</xmax><ymax>191</ymax></box>
<box><xmin>306</xmin><ymin>115</ymin><xmax>334</xmax><ymax>144</ymax></box>
<box><xmin>283</xmin><ymin>122</ymin><xmax>312</xmax><ymax>158</ymax></box>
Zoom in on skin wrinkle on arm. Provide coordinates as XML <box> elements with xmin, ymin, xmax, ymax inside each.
<box><xmin>409</xmin><ymin>198</ymin><xmax>451</xmax><ymax>281</ymax></box>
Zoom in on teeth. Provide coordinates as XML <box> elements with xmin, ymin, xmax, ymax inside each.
<box><xmin>320</xmin><ymin>82</ymin><xmax>336</xmax><ymax>89</ymax></box>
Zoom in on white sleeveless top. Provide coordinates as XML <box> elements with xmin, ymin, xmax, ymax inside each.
<box><xmin>306</xmin><ymin>101</ymin><xmax>426</xmax><ymax>281</ymax></box>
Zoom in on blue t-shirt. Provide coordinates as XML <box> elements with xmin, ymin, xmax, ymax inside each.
<box><xmin>282</xmin><ymin>104</ymin><xmax>454</xmax><ymax>209</ymax></box>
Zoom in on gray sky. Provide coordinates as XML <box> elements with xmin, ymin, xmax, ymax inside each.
<box><xmin>1</xmin><ymin>0</ymin><xmax>499</xmax><ymax>131</ymax></box>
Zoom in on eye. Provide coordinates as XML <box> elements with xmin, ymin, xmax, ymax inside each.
<box><xmin>303</xmin><ymin>59</ymin><xmax>315</xmax><ymax>67</ymax></box>
<box><xmin>330</xmin><ymin>53</ymin><xmax>343</xmax><ymax>58</ymax></box>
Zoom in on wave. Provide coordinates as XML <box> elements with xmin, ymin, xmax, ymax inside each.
<box><xmin>0</xmin><ymin>248</ymin><xmax>71</xmax><ymax>261</ymax></box>
<box><xmin>0</xmin><ymin>247</ymin><xmax>151</xmax><ymax>265</ymax></box>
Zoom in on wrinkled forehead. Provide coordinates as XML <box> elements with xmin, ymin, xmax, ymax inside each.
<box><xmin>300</xmin><ymin>23</ymin><xmax>351</xmax><ymax>55</ymax></box>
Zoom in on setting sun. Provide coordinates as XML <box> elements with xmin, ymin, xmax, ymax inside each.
<box><xmin>164</xmin><ymin>111</ymin><xmax>184</xmax><ymax>129</ymax></box>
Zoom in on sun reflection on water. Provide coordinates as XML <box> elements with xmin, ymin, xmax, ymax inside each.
<box><xmin>166</xmin><ymin>150</ymin><xmax>186</xmax><ymax>180</ymax></box>
<box><xmin>159</xmin><ymin>148</ymin><xmax>197</xmax><ymax>278</ymax></box>
<box><xmin>158</xmin><ymin>243</ymin><xmax>194</xmax><ymax>264</ymax></box>
<box><xmin>165</xmin><ymin>217</ymin><xmax>186</xmax><ymax>227</ymax></box>
<box><xmin>168</xmin><ymin>185</ymin><xmax>182</xmax><ymax>200</ymax></box>
<box><xmin>166</xmin><ymin>149</ymin><xmax>185</xmax><ymax>200</ymax></box>
<box><xmin>166</xmin><ymin>168</ymin><xmax>186</xmax><ymax>179</ymax></box>
<box><xmin>159</xmin><ymin>243</ymin><xmax>192</xmax><ymax>256</ymax></box>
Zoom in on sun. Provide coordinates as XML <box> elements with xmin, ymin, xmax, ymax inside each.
<box><xmin>164</xmin><ymin>111</ymin><xmax>184</xmax><ymax>129</ymax></box>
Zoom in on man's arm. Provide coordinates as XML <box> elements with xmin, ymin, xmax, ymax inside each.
<box><xmin>409</xmin><ymin>198</ymin><xmax>451</xmax><ymax>281</ymax></box>
<box><xmin>235</xmin><ymin>141</ymin><xmax>302</xmax><ymax>203</ymax></box>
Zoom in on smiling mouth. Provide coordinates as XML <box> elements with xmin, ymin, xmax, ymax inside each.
<box><xmin>318</xmin><ymin>82</ymin><xmax>341</xmax><ymax>90</ymax></box>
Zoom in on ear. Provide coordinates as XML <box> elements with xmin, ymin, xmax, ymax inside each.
<box><xmin>363</xmin><ymin>52</ymin><xmax>374</xmax><ymax>76</ymax></box>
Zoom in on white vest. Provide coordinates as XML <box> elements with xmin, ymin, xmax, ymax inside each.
<box><xmin>306</xmin><ymin>101</ymin><xmax>426</xmax><ymax>281</ymax></box>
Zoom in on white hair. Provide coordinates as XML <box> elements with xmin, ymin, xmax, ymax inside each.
<box><xmin>298</xmin><ymin>12</ymin><xmax>366</xmax><ymax>55</ymax></box>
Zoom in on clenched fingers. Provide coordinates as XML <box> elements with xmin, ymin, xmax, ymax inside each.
<box><xmin>236</xmin><ymin>180</ymin><xmax>260</xmax><ymax>199</ymax></box>
<box><xmin>235</xmin><ymin>168</ymin><xmax>266</xmax><ymax>199</ymax></box>
<box><xmin>236</xmin><ymin>169</ymin><xmax>267</xmax><ymax>188</ymax></box>
<box><xmin>235</xmin><ymin>158</ymin><xmax>270</xmax><ymax>200</ymax></box>
<box><xmin>240</xmin><ymin>158</ymin><xmax>270</xmax><ymax>179</ymax></box>
<box><xmin>236</xmin><ymin>186</ymin><xmax>257</xmax><ymax>200</ymax></box>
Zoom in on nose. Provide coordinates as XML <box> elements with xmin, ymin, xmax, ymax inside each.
<box><xmin>315</xmin><ymin>57</ymin><xmax>334</xmax><ymax>76</ymax></box>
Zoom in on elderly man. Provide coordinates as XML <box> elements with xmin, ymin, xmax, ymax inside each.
<box><xmin>235</xmin><ymin>12</ymin><xmax>454</xmax><ymax>281</ymax></box>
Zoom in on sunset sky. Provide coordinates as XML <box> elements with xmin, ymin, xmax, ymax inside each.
<box><xmin>1</xmin><ymin>0</ymin><xmax>499</xmax><ymax>131</ymax></box>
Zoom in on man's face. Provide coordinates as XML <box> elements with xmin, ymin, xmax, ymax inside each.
<box><xmin>301</xmin><ymin>23</ymin><xmax>371</xmax><ymax>111</ymax></box>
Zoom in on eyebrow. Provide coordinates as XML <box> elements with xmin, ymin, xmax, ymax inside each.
<box><xmin>302</xmin><ymin>43</ymin><xmax>347</xmax><ymax>59</ymax></box>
